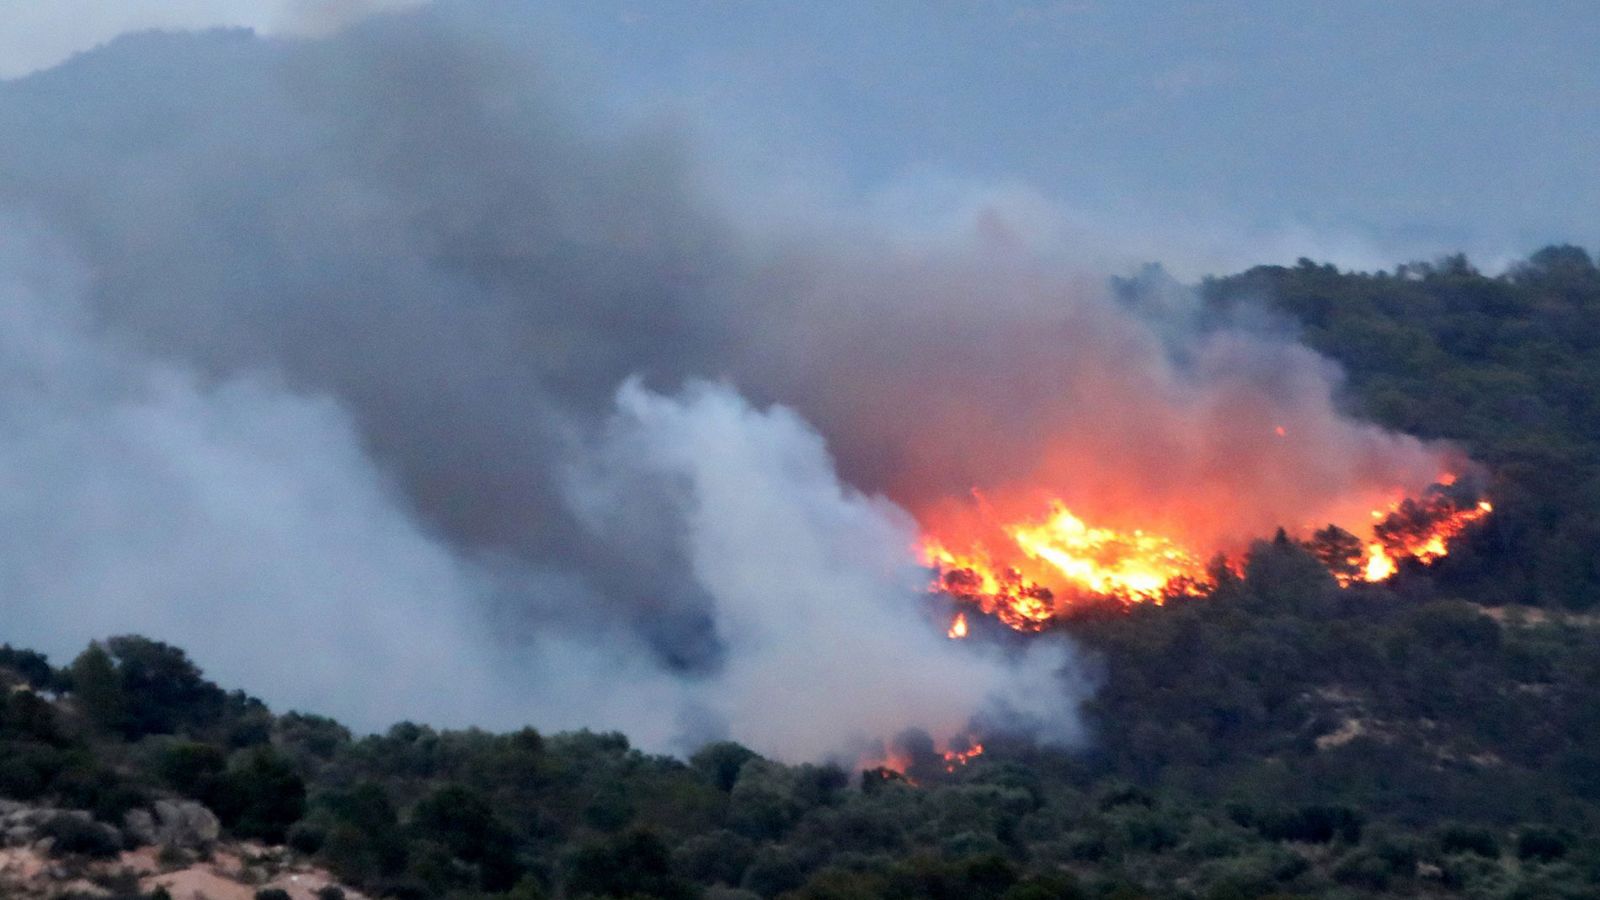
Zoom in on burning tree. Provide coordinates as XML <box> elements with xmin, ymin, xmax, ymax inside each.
<box><xmin>925</xmin><ymin>481</ymin><xmax>1493</xmax><ymax>634</ymax></box>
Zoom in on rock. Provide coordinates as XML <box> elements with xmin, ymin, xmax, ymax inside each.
<box><xmin>124</xmin><ymin>800</ymin><xmax>219</xmax><ymax>851</ymax></box>
<box><xmin>122</xmin><ymin>810</ymin><xmax>156</xmax><ymax>848</ymax></box>
<box><xmin>1</xmin><ymin>805</ymin><xmax>99</xmax><ymax>848</ymax></box>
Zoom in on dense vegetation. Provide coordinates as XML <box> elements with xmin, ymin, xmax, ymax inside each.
<box><xmin>1201</xmin><ymin>244</ymin><xmax>1600</xmax><ymax>610</ymax></box>
<box><xmin>5</xmin><ymin>246</ymin><xmax>1600</xmax><ymax>899</ymax></box>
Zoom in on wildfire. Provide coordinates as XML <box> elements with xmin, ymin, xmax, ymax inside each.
<box><xmin>942</xmin><ymin>742</ymin><xmax>984</xmax><ymax>772</ymax></box>
<box><xmin>923</xmin><ymin>500</ymin><xmax>1214</xmax><ymax>630</ymax></box>
<box><xmin>1360</xmin><ymin>543</ymin><xmax>1397</xmax><ymax>583</ymax></box>
<box><xmin>926</xmin><ymin>483</ymin><xmax>1491</xmax><ymax>634</ymax></box>
<box><xmin>946</xmin><ymin>612</ymin><xmax>968</xmax><ymax>639</ymax></box>
<box><xmin>924</xmin><ymin>540</ymin><xmax>1059</xmax><ymax>631</ymax></box>
<box><xmin>1010</xmin><ymin>504</ymin><xmax>1207</xmax><ymax>600</ymax></box>
<box><xmin>861</xmin><ymin>734</ymin><xmax>986</xmax><ymax>784</ymax></box>
<box><xmin>1364</xmin><ymin>495</ymin><xmax>1493</xmax><ymax>578</ymax></box>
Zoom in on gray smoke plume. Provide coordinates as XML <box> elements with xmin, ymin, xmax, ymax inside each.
<box><xmin>0</xmin><ymin>2</ymin><xmax>1453</xmax><ymax>758</ymax></box>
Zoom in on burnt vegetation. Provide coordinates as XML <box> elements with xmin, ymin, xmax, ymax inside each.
<box><xmin>6</xmin><ymin>246</ymin><xmax>1600</xmax><ymax>899</ymax></box>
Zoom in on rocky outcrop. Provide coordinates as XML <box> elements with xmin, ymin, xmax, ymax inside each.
<box><xmin>123</xmin><ymin>799</ymin><xmax>220</xmax><ymax>850</ymax></box>
<box><xmin>0</xmin><ymin>801</ymin><xmax>122</xmax><ymax>857</ymax></box>
<box><xmin>1</xmin><ymin>797</ymin><xmax>221</xmax><ymax>854</ymax></box>
<box><xmin>0</xmin><ymin>799</ymin><xmax>364</xmax><ymax>900</ymax></box>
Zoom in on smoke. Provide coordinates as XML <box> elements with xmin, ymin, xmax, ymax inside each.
<box><xmin>0</xmin><ymin>223</ymin><xmax>506</xmax><ymax>729</ymax></box>
<box><xmin>565</xmin><ymin>380</ymin><xmax>1080</xmax><ymax>759</ymax></box>
<box><xmin>724</xmin><ymin>221</ymin><xmax>1460</xmax><ymax>559</ymax></box>
<box><xmin>0</xmin><ymin>0</ymin><xmax>428</xmax><ymax>79</ymax></box>
<box><xmin>0</xmin><ymin>2</ymin><xmax>1456</xmax><ymax>756</ymax></box>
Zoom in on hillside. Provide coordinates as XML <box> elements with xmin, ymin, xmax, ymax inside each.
<box><xmin>5</xmin><ymin>247</ymin><xmax>1600</xmax><ymax>900</ymax></box>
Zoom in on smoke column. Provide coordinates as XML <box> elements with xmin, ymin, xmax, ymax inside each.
<box><xmin>0</xmin><ymin>2</ymin><xmax>1455</xmax><ymax>757</ymax></box>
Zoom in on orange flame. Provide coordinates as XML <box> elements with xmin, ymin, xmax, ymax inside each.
<box><xmin>946</xmin><ymin>612</ymin><xmax>968</xmax><ymax>639</ymax></box>
<box><xmin>860</xmin><ymin>735</ymin><xmax>986</xmax><ymax>783</ymax></box>
<box><xmin>922</xmin><ymin>501</ymin><xmax>1213</xmax><ymax>627</ymax></box>
<box><xmin>1009</xmin><ymin>503</ymin><xmax>1207</xmax><ymax>601</ymax></box>
<box><xmin>1360</xmin><ymin>542</ymin><xmax>1397</xmax><ymax>583</ymax></box>
<box><xmin>943</xmin><ymin>742</ymin><xmax>984</xmax><ymax>772</ymax></box>
<box><xmin>922</xmin><ymin>483</ymin><xmax>1490</xmax><ymax>632</ymax></box>
<box><xmin>1353</xmin><ymin>496</ymin><xmax>1492</xmax><ymax>583</ymax></box>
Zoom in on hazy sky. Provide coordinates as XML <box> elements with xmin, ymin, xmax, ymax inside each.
<box><xmin>561</xmin><ymin>0</ymin><xmax>1600</xmax><ymax>272</ymax></box>
<box><xmin>2</xmin><ymin>0</ymin><xmax>1593</xmax><ymax>274</ymax></box>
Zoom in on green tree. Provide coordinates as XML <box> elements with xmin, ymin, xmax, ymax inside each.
<box><xmin>566</xmin><ymin>829</ymin><xmax>697</xmax><ymax>900</ymax></box>
<box><xmin>209</xmin><ymin>747</ymin><xmax>306</xmax><ymax>842</ymax></box>
<box><xmin>69</xmin><ymin>642</ymin><xmax>129</xmax><ymax>735</ymax></box>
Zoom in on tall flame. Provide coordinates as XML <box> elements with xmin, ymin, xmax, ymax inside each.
<box><xmin>926</xmin><ymin>482</ymin><xmax>1490</xmax><ymax>634</ymax></box>
<box><xmin>1010</xmin><ymin>503</ymin><xmax>1206</xmax><ymax>601</ymax></box>
<box><xmin>1360</xmin><ymin>543</ymin><xmax>1397</xmax><ymax>583</ymax></box>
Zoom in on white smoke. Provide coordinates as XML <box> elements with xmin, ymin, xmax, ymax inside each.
<box><xmin>0</xmin><ymin>226</ymin><xmax>1078</xmax><ymax>757</ymax></box>
<box><xmin>564</xmin><ymin>380</ymin><xmax>1081</xmax><ymax>760</ymax></box>
<box><xmin>0</xmin><ymin>225</ymin><xmax>507</xmax><ymax>728</ymax></box>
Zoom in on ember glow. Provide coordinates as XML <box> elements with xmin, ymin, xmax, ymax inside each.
<box><xmin>946</xmin><ymin>612</ymin><xmax>968</xmax><ymax>639</ymax></box>
<box><xmin>942</xmin><ymin>742</ymin><xmax>985</xmax><ymax>772</ymax></box>
<box><xmin>925</xmin><ymin>482</ymin><xmax>1491</xmax><ymax>632</ymax></box>
<box><xmin>862</xmin><ymin>733</ymin><xmax>988</xmax><ymax>783</ymax></box>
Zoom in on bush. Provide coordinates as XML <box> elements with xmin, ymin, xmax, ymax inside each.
<box><xmin>155</xmin><ymin>741</ymin><xmax>226</xmax><ymax>795</ymax></box>
<box><xmin>1439</xmin><ymin>824</ymin><xmax>1500</xmax><ymax>858</ymax></box>
<box><xmin>1517</xmin><ymin>825</ymin><xmax>1571</xmax><ymax>862</ymax></box>
<box><xmin>286</xmin><ymin>820</ymin><xmax>327</xmax><ymax>854</ymax></box>
<box><xmin>39</xmin><ymin>813</ymin><xmax>121</xmax><ymax>859</ymax></box>
<box><xmin>207</xmin><ymin>747</ymin><xmax>305</xmax><ymax>842</ymax></box>
<box><xmin>673</xmin><ymin>830</ymin><xmax>755</xmax><ymax>885</ymax></box>
<box><xmin>1002</xmin><ymin>873</ymin><xmax>1087</xmax><ymax>900</ymax></box>
<box><xmin>1235</xmin><ymin>804</ymin><xmax>1362</xmax><ymax>844</ymax></box>
<box><xmin>739</xmin><ymin>846</ymin><xmax>807</xmax><ymax>898</ymax></box>
<box><xmin>690</xmin><ymin>741</ymin><xmax>759</xmax><ymax>792</ymax></box>
<box><xmin>0</xmin><ymin>645</ymin><xmax>54</xmax><ymax>690</ymax></box>
<box><xmin>567</xmin><ymin>829</ymin><xmax>697</xmax><ymax>900</ymax></box>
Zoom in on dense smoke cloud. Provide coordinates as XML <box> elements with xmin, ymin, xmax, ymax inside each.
<box><xmin>0</xmin><ymin>2</ymin><xmax>1454</xmax><ymax>756</ymax></box>
<box><xmin>0</xmin><ymin>224</ymin><xmax>505</xmax><ymax>728</ymax></box>
<box><xmin>0</xmin><ymin>221</ymin><xmax>1078</xmax><ymax>756</ymax></box>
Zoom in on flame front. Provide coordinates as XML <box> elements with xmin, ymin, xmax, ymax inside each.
<box><xmin>1010</xmin><ymin>503</ymin><xmax>1207</xmax><ymax>601</ymax></box>
<box><xmin>1354</xmin><ymin>496</ymin><xmax>1492</xmax><ymax>584</ymax></box>
<box><xmin>942</xmin><ymin>742</ymin><xmax>984</xmax><ymax>772</ymax></box>
<box><xmin>923</xmin><ymin>500</ymin><xmax>1213</xmax><ymax>630</ymax></box>
<box><xmin>925</xmin><ymin>483</ymin><xmax>1490</xmax><ymax>633</ymax></box>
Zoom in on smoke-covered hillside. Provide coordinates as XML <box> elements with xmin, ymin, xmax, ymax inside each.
<box><xmin>0</xmin><ymin>2</ymin><xmax>1489</xmax><ymax>763</ymax></box>
<box><xmin>6</xmin><ymin>248</ymin><xmax>1600</xmax><ymax>899</ymax></box>
<box><xmin>4</xmin><ymin>3</ymin><xmax>1600</xmax><ymax>898</ymax></box>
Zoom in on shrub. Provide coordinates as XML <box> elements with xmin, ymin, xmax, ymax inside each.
<box><xmin>40</xmin><ymin>813</ymin><xmax>121</xmax><ymax>859</ymax></box>
<box><xmin>567</xmin><ymin>829</ymin><xmax>697</xmax><ymax>900</ymax></box>
<box><xmin>1439</xmin><ymin>824</ymin><xmax>1500</xmax><ymax>859</ymax></box>
<box><xmin>1516</xmin><ymin>825</ymin><xmax>1571</xmax><ymax>862</ymax></box>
